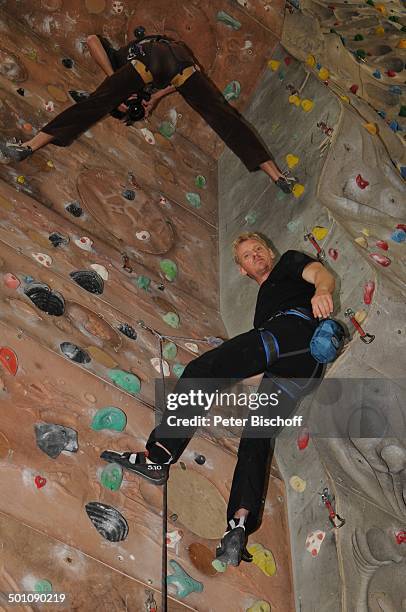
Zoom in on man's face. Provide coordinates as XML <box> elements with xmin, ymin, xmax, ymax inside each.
<box><xmin>236</xmin><ymin>239</ymin><xmax>274</xmax><ymax>278</ymax></box>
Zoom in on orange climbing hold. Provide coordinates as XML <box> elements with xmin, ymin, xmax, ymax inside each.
<box><xmin>0</xmin><ymin>347</ymin><xmax>18</xmax><ymax>376</ymax></box>
<box><xmin>397</xmin><ymin>40</ymin><xmax>406</xmax><ymax>49</ymax></box>
<box><xmin>363</xmin><ymin>122</ymin><xmax>378</xmax><ymax>135</ymax></box>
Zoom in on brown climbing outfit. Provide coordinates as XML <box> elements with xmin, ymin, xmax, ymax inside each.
<box><xmin>40</xmin><ymin>37</ymin><xmax>271</xmax><ymax>171</ymax></box>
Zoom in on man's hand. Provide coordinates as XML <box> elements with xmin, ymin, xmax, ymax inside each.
<box><xmin>117</xmin><ymin>94</ymin><xmax>139</xmax><ymax>116</ymax></box>
<box><xmin>142</xmin><ymin>94</ymin><xmax>159</xmax><ymax>118</ymax></box>
<box><xmin>311</xmin><ymin>290</ymin><xmax>334</xmax><ymax>319</ymax></box>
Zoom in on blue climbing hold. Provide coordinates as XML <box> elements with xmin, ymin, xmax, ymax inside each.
<box><xmin>389</xmin><ymin>120</ymin><xmax>400</xmax><ymax>132</ymax></box>
<box><xmin>316</xmin><ymin>62</ymin><xmax>322</xmax><ymax>70</ymax></box>
<box><xmin>167</xmin><ymin>560</ymin><xmax>203</xmax><ymax>598</ymax></box>
<box><xmin>377</xmin><ymin>110</ymin><xmax>386</xmax><ymax>119</ymax></box>
<box><xmin>389</xmin><ymin>86</ymin><xmax>402</xmax><ymax>95</ymax></box>
<box><xmin>391</xmin><ymin>229</ymin><xmax>406</xmax><ymax>243</ymax></box>
<box><xmin>400</xmin><ymin>166</ymin><xmax>406</xmax><ymax>180</ymax></box>
<box><xmin>373</xmin><ymin>69</ymin><xmax>381</xmax><ymax>79</ymax></box>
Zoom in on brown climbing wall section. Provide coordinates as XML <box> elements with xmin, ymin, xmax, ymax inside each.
<box><xmin>0</xmin><ymin>1</ymin><xmax>294</xmax><ymax>611</ymax></box>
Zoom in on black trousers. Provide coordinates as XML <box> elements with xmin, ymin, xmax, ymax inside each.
<box><xmin>147</xmin><ymin>315</ymin><xmax>323</xmax><ymax>535</ymax></box>
<box><xmin>41</xmin><ymin>61</ymin><xmax>271</xmax><ymax>171</ymax></box>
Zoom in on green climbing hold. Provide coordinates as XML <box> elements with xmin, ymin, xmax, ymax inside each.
<box><xmin>136</xmin><ymin>275</ymin><xmax>151</xmax><ymax>290</ymax></box>
<box><xmin>163</xmin><ymin>312</ymin><xmax>180</xmax><ymax>328</ymax></box>
<box><xmin>402</xmin><ymin>25</ymin><xmax>406</xmax><ymax>32</ymax></box>
<box><xmin>100</xmin><ymin>462</ymin><xmax>123</xmax><ymax>491</ymax></box>
<box><xmin>108</xmin><ymin>369</ymin><xmax>141</xmax><ymax>394</ymax></box>
<box><xmin>356</xmin><ymin>49</ymin><xmax>366</xmax><ymax>59</ymax></box>
<box><xmin>399</xmin><ymin>106</ymin><xmax>406</xmax><ymax>117</ymax></box>
<box><xmin>278</xmin><ymin>70</ymin><xmax>286</xmax><ymax>80</ymax></box>
<box><xmin>34</xmin><ymin>580</ymin><xmax>52</xmax><ymax>594</ymax></box>
<box><xmin>91</xmin><ymin>407</ymin><xmax>127</xmax><ymax>432</ymax></box>
<box><xmin>388</xmin><ymin>15</ymin><xmax>399</xmax><ymax>22</ymax></box>
<box><xmin>223</xmin><ymin>80</ymin><xmax>241</xmax><ymax>101</ymax></box>
<box><xmin>160</xmin><ymin>259</ymin><xmax>178</xmax><ymax>282</ymax></box>
<box><xmin>173</xmin><ymin>363</ymin><xmax>185</xmax><ymax>378</ymax></box>
<box><xmin>186</xmin><ymin>192</ymin><xmax>201</xmax><ymax>208</ymax></box>
<box><xmin>216</xmin><ymin>10</ymin><xmax>241</xmax><ymax>30</ymax></box>
<box><xmin>245</xmin><ymin>212</ymin><xmax>257</xmax><ymax>225</ymax></box>
<box><xmin>195</xmin><ymin>175</ymin><xmax>207</xmax><ymax>189</ymax></box>
<box><xmin>163</xmin><ymin>341</ymin><xmax>178</xmax><ymax>360</ymax></box>
<box><xmin>366</xmin><ymin>0</ymin><xmax>374</xmax><ymax>5</ymax></box>
<box><xmin>159</xmin><ymin>121</ymin><xmax>176</xmax><ymax>138</ymax></box>
<box><xmin>354</xmin><ymin>34</ymin><xmax>364</xmax><ymax>41</ymax></box>
<box><xmin>167</xmin><ymin>560</ymin><xmax>203</xmax><ymax>598</ymax></box>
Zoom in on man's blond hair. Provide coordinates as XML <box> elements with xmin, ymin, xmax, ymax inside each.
<box><xmin>232</xmin><ymin>232</ymin><xmax>269</xmax><ymax>264</ymax></box>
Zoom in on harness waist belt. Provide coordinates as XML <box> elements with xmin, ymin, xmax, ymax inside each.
<box><xmin>130</xmin><ymin>59</ymin><xmax>153</xmax><ymax>84</ymax></box>
<box><xmin>171</xmin><ymin>65</ymin><xmax>197</xmax><ymax>88</ymax></box>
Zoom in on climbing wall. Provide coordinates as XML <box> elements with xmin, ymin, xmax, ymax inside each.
<box><xmin>219</xmin><ymin>0</ymin><xmax>405</xmax><ymax>610</ymax></box>
<box><xmin>0</xmin><ymin>1</ymin><xmax>298</xmax><ymax>611</ymax></box>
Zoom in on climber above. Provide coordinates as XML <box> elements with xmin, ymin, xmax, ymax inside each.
<box><xmin>101</xmin><ymin>233</ymin><xmax>336</xmax><ymax>570</ymax></box>
<box><xmin>0</xmin><ymin>29</ymin><xmax>296</xmax><ymax>194</ymax></box>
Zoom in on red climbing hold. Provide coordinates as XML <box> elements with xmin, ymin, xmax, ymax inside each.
<box><xmin>370</xmin><ymin>253</ymin><xmax>391</xmax><ymax>267</ymax></box>
<box><xmin>356</xmin><ymin>174</ymin><xmax>369</xmax><ymax>189</ymax></box>
<box><xmin>363</xmin><ymin>281</ymin><xmax>375</xmax><ymax>305</ymax></box>
<box><xmin>386</xmin><ymin>70</ymin><xmax>396</xmax><ymax>77</ymax></box>
<box><xmin>0</xmin><ymin>347</ymin><xmax>18</xmax><ymax>376</ymax></box>
<box><xmin>284</xmin><ymin>56</ymin><xmax>292</xmax><ymax>65</ymax></box>
<box><xmin>396</xmin><ymin>224</ymin><xmax>406</xmax><ymax>232</ymax></box>
<box><xmin>3</xmin><ymin>273</ymin><xmax>20</xmax><ymax>289</ymax></box>
<box><xmin>34</xmin><ymin>475</ymin><xmax>47</xmax><ymax>489</ymax></box>
<box><xmin>396</xmin><ymin>530</ymin><xmax>406</xmax><ymax>544</ymax></box>
<box><xmin>328</xmin><ymin>248</ymin><xmax>338</xmax><ymax>260</ymax></box>
<box><xmin>350</xmin><ymin>84</ymin><xmax>359</xmax><ymax>94</ymax></box>
<box><xmin>376</xmin><ymin>240</ymin><xmax>388</xmax><ymax>250</ymax></box>
<box><xmin>297</xmin><ymin>427</ymin><xmax>310</xmax><ymax>450</ymax></box>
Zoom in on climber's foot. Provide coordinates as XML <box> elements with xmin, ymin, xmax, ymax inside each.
<box><xmin>100</xmin><ymin>450</ymin><xmax>169</xmax><ymax>485</ymax></box>
<box><xmin>212</xmin><ymin>519</ymin><xmax>252</xmax><ymax>571</ymax></box>
<box><xmin>273</xmin><ymin>171</ymin><xmax>297</xmax><ymax>194</ymax></box>
<box><xmin>69</xmin><ymin>90</ymin><xmax>90</xmax><ymax>103</ymax></box>
<box><xmin>0</xmin><ymin>141</ymin><xmax>33</xmax><ymax>163</ymax></box>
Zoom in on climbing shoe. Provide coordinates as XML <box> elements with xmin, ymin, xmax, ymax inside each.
<box><xmin>100</xmin><ymin>450</ymin><xmax>169</xmax><ymax>485</ymax></box>
<box><xmin>68</xmin><ymin>90</ymin><xmax>90</xmax><ymax>103</ymax></box>
<box><xmin>0</xmin><ymin>140</ymin><xmax>33</xmax><ymax>163</ymax></box>
<box><xmin>212</xmin><ymin>518</ymin><xmax>252</xmax><ymax>572</ymax></box>
<box><xmin>273</xmin><ymin>171</ymin><xmax>297</xmax><ymax>194</ymax></box>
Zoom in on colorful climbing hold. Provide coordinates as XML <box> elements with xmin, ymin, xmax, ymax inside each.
<box><xmin>354</xmin><ymin>34</ymin><xmax>364</xmax><ymax>41</ymax></box>
<box><xmin>245</xmin><ymin>212</ymin><xmax>257</xmax><ymax>225</ymax></box>
<box><xmin>66</xmin><ymin>202</ymin><xmax>82</xmax><ymax>216</ymax></box>
<box><xmin>355</xmin><ymin>236</ymin><xmax>368</xmax><ymax>249</ymax></box>
<box><xmin>3</xmin><ymin>273</ymin><xmax>20</xmax><ymax>289</ymax></box>
<box><xmin>312</xmin><ymin>226</ymin><xmax>328</xmax><ymax>241</ymax></box>
<box><xmin>167</xmin><ymin>560</ymin><xmax>203</xmax><ymax>598</ymax></box>
<box><xmin>91</xmin><ymin>407</ymin><xmax>127</xmax><ymax>432</ymax></box>
<box><xmin>370</xmin><ymin>253</ymin><xmax>391</xmax><ymax>266</ymax></box>
<box><xmin>118</xmin><ymin>323</ymin><xmax>137</xmax><ymax>339</ymax></box>
<box><xmin>0</xmin><ymin>347</ymin><xmax>18</xmax><ymax>376</ymax></box>
<box><xmin>376</xmin><ymin>240</ymin><xmax>388</xmax><ymax>251</ymax></box>
<box><xmin>74</xmin><ymin>236</ymin><xmax>93</xmax><ymax>251</ymax></box>
<box><xmin>389</xmin><ymin>120</ymin><xmax>400</xmax><ymax>132</ymax></box>
<box><xmin>136</xmin><ymin>275</ymin><xmax>151</xmax><ymax>290</ymax></box>
<box><xmin>163</xmin><ymin>342</ymin><xmax>177</xmax><ymax>360</ymax></box>
<box><xmin>318</xmin><ymin>67</ymin><xmax>329</xmax><ymax>80</ymax></box>
<box><xmin>194</xmin><ymin>454</ymin><xmax>206</xmax><ymax>465</ymax></box>
<box><xmin>150</xmin><ymin>357</ymin><xmax>170</xmax><ymax>376</ymax></box>
<box><xmin>160</xmin><ymin>259</ymin><xmax>177</xmax><ymax>282</ymax></box>
<box><xmin>90</xmin><ymin>264</ymin><xmax>108</xmax><ymax>280</ymax></box>
<box><xmin>285</xmin><ymin>154</ymin><xmax>299</xmax><ymax>171</ymax></box>
<box><xmin>246</xmin><ymin>601</ymin><xmax>271</xmax><ymax>612</ymax></box>
<box><xmin>268</xmin><ymin>59</ymin><xmax>281</xmax><ymax>71</ymax></box>
<box><xmin>306</xmin><ymin>530</ymin><xmax>325</xmax><ymax>556</ymax></box>
<box><xmin>223</xmin><ymin>80</ymin><xmax>241</xmax><ymax>101</ymax></box>
<box><xmin>375</xmin><ymin>26</ymin><xmax>385</xmax><ymax>36</ymax></box>
<box><xmin>122</xmin><ymin>189</ymin><xmax>135</xmax><ymax>200</ymax></box>
<box><xmin>301</xmin><ymin>99</ymin><xmax>314</xmax><ymax>112</ymax></box>
<box><xmin>372</xmin><ymin>69</ymin><xmax>381</xmax><ymax>79</ymax></box>
<box><xmin>363</xmin><ymin>281</ymin><xmax>375</xmax><ymax>305</ymax></box>
<box><xmin>34</xmin><ymin>423</ymin><xmax>78</xmax><ymax>458</ymax></box>
<box><xmin>62</xmin><ymin>58</ymin><xmax>74</xmax><ymax>69</ymax></box>
<box><xmin>185</xmin><ymin>342</ymin><xmax>199</xmax><ymax>353</ymax></box>
<box><xmin>389</xmin><ymin>86</ymin><xmax>402</xmax><ymax>95</ymax></box>
<box><xmin>16</xmin><ymin>175</ymin><xmax>25</xmax><ymax>184</ymax></box>
<box><xmin>136</xmin><ymin>230</ymin><xmax>150</xmax><ymax>242</ymax></box>
<box><xmin>100</xmin><ymin>462</ymin><xmax>123</xmax><ymax>491</ymax></box>
<box><xmin>297</xmin><ymin>427</ymin><xmax>310</xmax><ymax>450</ymax></box>
<box><xmin>140</xmin><ymin>128</ymin><xmax>155</xmax><ymax>145</ymax></box>
<box><xmin>391</xmin><ymin>228</ymin><xmax>406</xmax><ymax>243</ymax></box>
<box><xmin>363</xmin><ymin>122</ymin><xmax>378</xmax><ymax>135</ymax></box>
<box><xmin>247</xmin><ymin>543</ymin><xmax>277</xmax><ymax>577</ymax></box>
<box><xmin>167</xmin><ymin>529</ymin><xmax>183</xmax><ymax>549</ymax></box>
<box><xmin>350</xmin><ymin>84</ymin><xmax>359</xmax><ymax>94</ymax></box>
<box><xmin>398</xmin><ymin>40</ymin><xmax>406</xmax><ymax>49</ymax></box>
<box><xmin>339</xmin><ymin>95</ymin><xmax>349</xmax><ymax>103</ymax></box>
<box><xmin>173</xmin><ymin>363</ymin><xmax>185</xmax><ymax>378</ymax></box>
<box><xmin>356</xmin><ymin>174</ymin><xmax>369</xmax><ymax>189</ymax></box>
<box><xmin>158</xmin><ymin>121</ymin><xmax>176</xmax><ymax>138</ymax></box>
<box><xmin>375</xmin><ymin>3</ymin><xmax>386</xmax><ymax>14</ymax></box>
<box><xmin>107</xmin><ymin>369</ymin><xmax>141</xmax><ymax>394</ymax></box>
<box><xmin>306</xmin><ymin>55</ymin><xmax>316</xmax><ymax>68</ymax></box>
<box><xmin>34</xmin><ymin>580</ymin><xmax>53</xmax><ymax>594</ymax></box>
<box><xmin>355</xmin><ymin>49</ymin><xmax>366</xmax><ymax>59</ymax></box>
<box><xmin>284</xmin><ymin>56</ymin><xmax>292</xmax><ymax>65</ymax></box>
<box><xmin>34</xmin><ymin>475</ymin><xmax>47</xmax><ymax>489</ymax></box>
<box><xmin>195</xmin><ymin>175</ymin><xmax>207</xmax><ymax>189</ymax></box>
<box><xmin>289</xmin><ymin>475</ymin><xmax>306</xmax><ymax>492</ymax></box>
<box><xmin>386</xmin><ymin>70</ymin><xmax>396</xmax><ymax>77</ymax></box>
<box><xmin>292</xmin><ymin>184</ymin><xmax>305</xmax><ymax>198</ymax></box>
<box><xmin>328</xmin><ymin>248</ymin><xmax>338</xmax><ymax>260</ymax></box>
<box><xmin>399</xmin><ymin>106</ymin><xmax>406</xmax><ymax>118</ymax></box>
<box><xmin>288</xmin><ymin>94</ymin><xmax>301</xmax><ymax>106</ymax></box>
<box><xmin>186</xmin><ymin>192</ymin><xmax>201</xmax><ymax>209</ymax></box>
<box><xmin>163</xmin><ymin>312</ymin><xmax>180</xmax><ymax>328</ymax></box>
<box><xmin>85</xmin><ymin>501</ymin><xmax>128</xmax><ymax>542</ymax></box>
<box><xmin>216</xmin><ymin>10</ymin><xmax>241</xmax><ymax>30</ymax></box>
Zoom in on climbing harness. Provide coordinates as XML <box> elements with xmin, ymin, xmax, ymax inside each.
<box><xmin>304</xmin><ymin>232</ymin><xmax>325</xmax><ymax>261</ymax></box>
<box><xmin>344</xmin><ymin>308</ymin><xmax>375</xmax><ymax>343</ymax></box>
<box><xmin>319</xmin><ymin>487</ymin><xmax>345</xmax><ymax>528</ymax></box>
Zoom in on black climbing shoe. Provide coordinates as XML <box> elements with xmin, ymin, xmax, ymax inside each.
<box><xmin>69</xmin><ymin>90</ymin><xmax>90</xmax><ymax>103</ymax></box>
<box><xmin>100</xmin><ymin>450</ymin><xmax>169</xmax><ymax>485</ymax></box>
<box><xmin>212</xmin><ymin>520</ymin><xmax>252</xmax><ymax>572</ymax></box>
<box><xmin>273</xmin><ymin>171</ymin><xmax>297</xmax><ymax>194</ymax></box>
<box><xmin>0</xmin><ymin>140</ymin><xmax>33</xmax><ymax>163</ymax></box>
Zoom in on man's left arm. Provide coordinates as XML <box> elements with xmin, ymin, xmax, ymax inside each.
<box><xmin>302</xmin><ymin>262</ymin><xmax>335</xmax><ymax>319</ymax></box>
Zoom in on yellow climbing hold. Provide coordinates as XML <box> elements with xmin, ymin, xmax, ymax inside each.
<box><xmin>397</xmin><ymin>40</ymin><xmax>406</xmax><ymax>49</ymax></box>
<box><xmin>292</xmin><ymin>183</ymin><xmax>305</xmax><ymax>198</ymax></box>
<box><xmin>375</xmin><ymin>26</ymin><xmax>385</xmax><ymax>36</ymax></box>
<box><xmin>363</xmin><ymin>122</ymin><xmax>378</xmax><ymax>135</ymax></box>
<box><xmin>355</xmin><ymin>236</ymin><xmax>368</xmax><ymax>248</ymax></box>
<box><xmin>289</xmin><ymin>94</ymin><xmax>301</xmax><ymax>106</ymax></box>
<box><xmin>301</xmin><ymin>99</ymin><xmax>314</xmax><ymax>112</ymax></box>
<box><xmin>268</xmin><ymin>59</ymin><xmax>281</xmax><ymax>71</ymax></box>
<box><xmin>246</xmin><ymin>601</ymin><xmax>271</xmax><ymax>612</ymax></box>
<box><xmin>361</xmin><ymin>228</ymin><xmax>370</xmax><ymax>236</ymax></box>
<box><xmin>375</xmin><ymin>3</ymin><xmax>386</xmax><ymax>14</ymax></box>
<box><xmin>355</xmin><ymin>309</ymin><xmax>367</xmax><ymax>324</ymax></box>
<box><xmin>46</xmin><ymin>160</ymin><xmax>54</xmax><ymax>168</ymax></box>
<box><xmin>340</xmin><ymin>95</ymin><xmax>350</xmax><ymax>103</ymax></box>
<box><xmin>247</xmin><ymin>543</ymin><xmax>277</xmax><ymax>577</ymax></box>
<box><xmin>312</xmin><ymin>226</ymin><xmax>328</xmax><ymax>240</ymax></box>
<box><xmin>289</xmin><ymin>475</ymin><xmax>306</xmax><ymax>492</ymax></box>
<box><xmin>318</xmin><ymin>67</ymin><xmax>329</xmax><ymax>80</ymax></box>
<box><xmin>306</xmin><ymin>54</ymin><xmax>316</xmax><ymax>68</ymax></box>
<box><xmin>286</xmin><ymin>153</ymin><xmax>299</xmax><ymax>169</ymax></box>
<box><xmin>16</xmin><ymin>175</ymin><xmax>25</xmax><ymax>184</ymax></box>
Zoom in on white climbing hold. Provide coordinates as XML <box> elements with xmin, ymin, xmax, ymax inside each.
<box><xmin>306</xmin><ymin>530</ymin><xmax>325</xmax><ymax>557</ymax></box>
<box><xmin>185</xmin><ymin>342</ymin><xmax>199</xmax><ymax>353</ymax></box>
<box><xmin>150</xmin><ymin>358</ymin><xmax>170</xmax><ymax>377</ymax></box>
<box><xmin>74</xmin><ymin>236</ymin><xmax>93</xmax><ymax>251</ymax></box>
<box><xmin>141</xmin><ymin>128</ymin><xmax>155</xmax><ymax>145</ymax></box>
<box><xmin>136</xmin><ymin>230</ymin><xmax>151</xmax><ymax>241</ymax></box>
<box><xmin>32</xmin><ymin>252</ymin><xmax>52</xmax><ymax>267</ymax></box>
<box><xmin>90</xmin><ymin>264</ymin><xmax>108</xmax><ymax>280</ymax></box>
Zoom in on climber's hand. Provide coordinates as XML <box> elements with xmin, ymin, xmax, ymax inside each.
<box><xmin>142</xmin><ymin>93</ymin><xmax>160</xmax><ymax>117</ymax></box>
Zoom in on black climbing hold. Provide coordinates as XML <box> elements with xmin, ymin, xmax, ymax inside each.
<box><xmin>194</xmin><ymin>454</ymin><xmax>206</xmax><ymax>465</ymax></box>
<box><xmin>122</xmin><ymin>189</ymin><xmax>135</xmax><ymax>201</ymax></box>
<box><xmin>65</xmin><ymin>202</ymin><xmax>83</xmax><ymax>217</ymax></box>
<box><xmin>70</xmin><ymin>270</ymin><xmax>104</xmax><ymax>294</ymax></box>
<box><xmin>118</xmin><ymin>323</ymin><xmax>137</xmax><ymax>340</ymax></box>
<box><xmin>62</xmin><ymin>58</ymin><xmax>74</xmax><ymax>68</ymax></box>
<box><xmin>133</xmin><ymin>26</ymin><xmax>146</xmax><ymax>41</ymax></box>
<box><xmin>25</xmin><ymin>282</ymin><xmax>65</xmax><ymax>316</ymax></box>
<box><xmin>34</xmin><ymin>422</ymin><xmax>78</xmax><ymax>459</ymax></box>
<box><xmin>157</xmin><ymin>283</ymin><xmax>165</xmax><ymax>291</ymax></box>
<box><xmin>49</xmin><ymin>232</ymin><xmax>69</xmax><ymax>248</ymax></box>
<box><xmin>60</xmin><ymin>342</ymin><xmax>91</xmax><ymax>364</ymax></box>
<box><xmin>85</xmin><ymin>502</ymin><xmax>129</xmax><ymax>542</ymax></box>
<box><xmin>17</xmin><ymin>88</ymin><xmax>25</xmax><ymax>96</ymax></box>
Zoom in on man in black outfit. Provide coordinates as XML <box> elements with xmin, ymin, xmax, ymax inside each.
<box><xmin>0</xmin><ymin>33</ymin><xmax>295</xmax><ymax>193</ymax></box>
<box><xmin>101</xmin><ymin>232</ymin><xmax>335</xmax><ymax>570</ymax></box>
